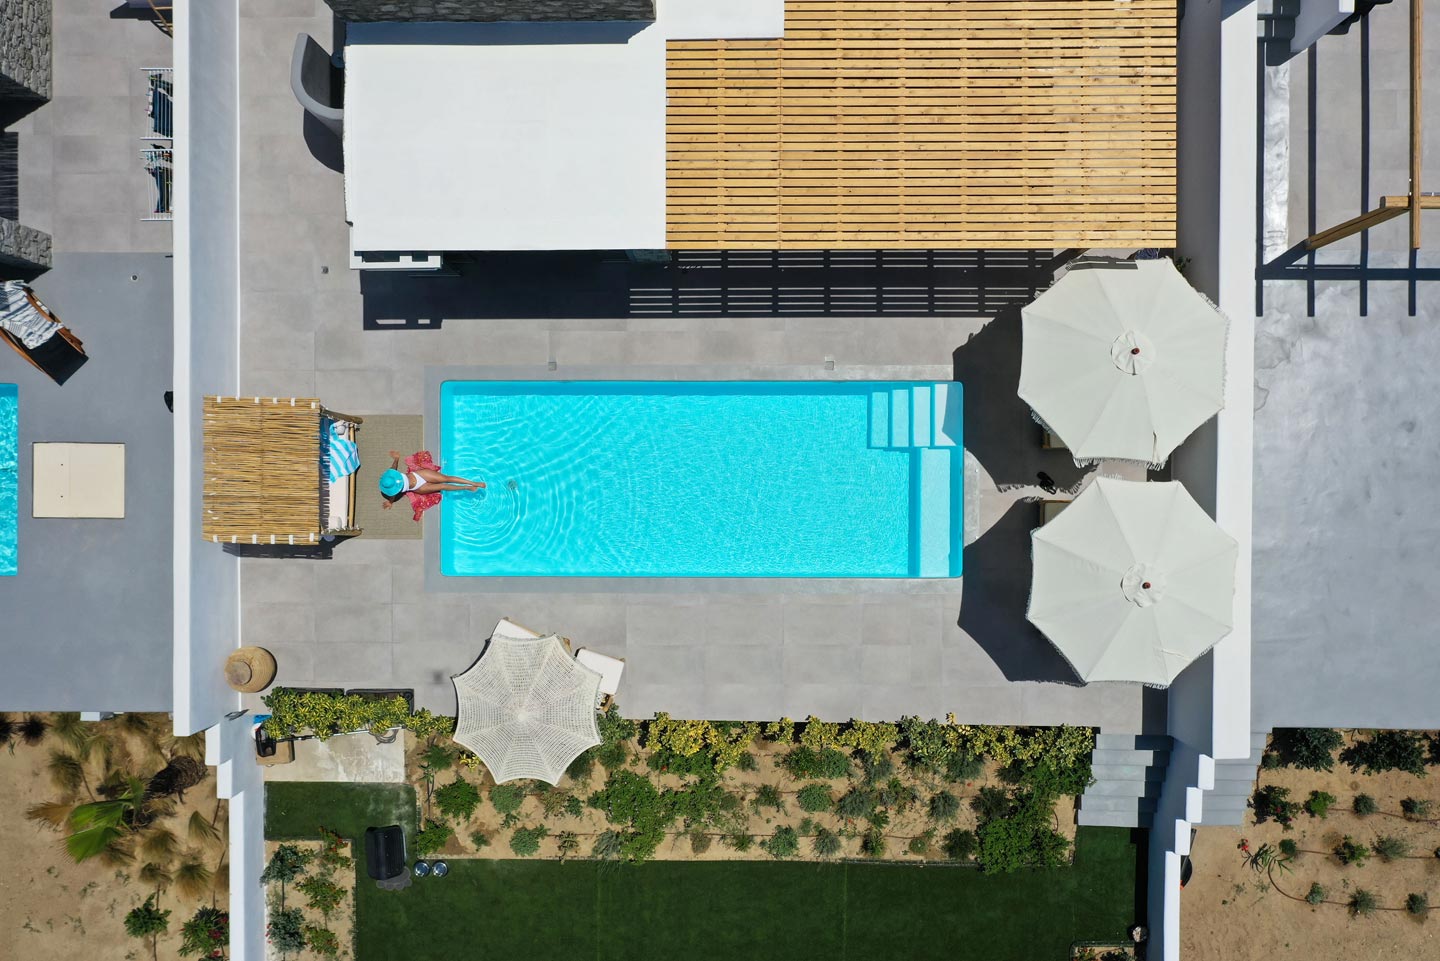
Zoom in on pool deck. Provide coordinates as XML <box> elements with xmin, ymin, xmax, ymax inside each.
<box><xmin>232</xmin><ymin>2</ymin><xmax>1161</xmax><ymax>732</ymax></box>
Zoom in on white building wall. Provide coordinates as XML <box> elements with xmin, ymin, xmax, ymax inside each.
<box><xmin>172</xmin><ymin>0</ymin><xmax>242</xmax><ymax>738</ymax></box>
<box><xmin>208</xmin><ymin>714</ymin><xmax>266</xmax><ymax>961</ymax></box>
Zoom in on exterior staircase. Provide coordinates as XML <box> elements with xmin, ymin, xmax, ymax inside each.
<box><xmin>1077</xmin><ymin>733</ymin><xmax>1172</xmax><ymax>829</ymax></box>
<box><xmin>1202</xmin><ymin>730</ymin><xmax>1270</xmax><ymax>826</ymax></box>
<box><xmin>868</xmin><ymin>384</ymin><xmax>962</xmax><ymax>578</ymax></box>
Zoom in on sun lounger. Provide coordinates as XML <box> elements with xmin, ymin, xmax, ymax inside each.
<box><xmin>575</xmin><ymin>648</ymin><xmax>625</xmax><ymax>709</ymax></box>
<box><xmin>0</xmin><ymin>281</ymin><xmax>88</xmax><ymax>385</ymax></box>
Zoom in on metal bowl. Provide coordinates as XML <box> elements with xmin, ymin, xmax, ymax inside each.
<box><xmin>413</xmin><ymin>860</ymin><xmax>431</xmax><ymax>878</ymax></box>
<box><xmin>431</xmin><ymin>860</ymin><xmax>449</xmax><ymax>878</ymax></box>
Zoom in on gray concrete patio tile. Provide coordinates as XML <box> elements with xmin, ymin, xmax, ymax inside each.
<box><xmin>309</xmin><ymin>643</ymin><xmax>395</xmax><ymax>688</ymax></box>
<box><xmin>780</xmin><ymin>684</ymin><xmax>869</xmax><ymax>720</ymax></box>
<box><xmin>701</xmin><ymin>684</ymin><xmax>787</xmax><ymax>721</ymax></box>
<box><xmin>51</xmin><ymin>135</ymin><xmax>111</xmax><ymax>175</ymax></box>
<box><xmin>46</xmin><ymin>95</ymin><xmax>134</xmax><ymax>137</ymax></box>
<box><xmin>314</xmin><ymin>562</ymin><xmax>393</xmax><ymax>605</ymax></box>
<box><xmin>550</xmin><ymin>330</ymin><xmax>629</xmax><ymax>366</ymax></box>
<box><xmin>393</xmin><ymin>601</ymin><xmax>470</xmax><ymax>644</ymax></box>
<box><xmin>241</xmin><ymin>368</ymin><xmax>317</xmax><ymax>396</ymax></box>
<box><xmin>626</xmin><ymin>645</ymin><xmax>706</xmax><ymax>684</ymax></box>
<box><xmin>908</xmin><ymin>644</ymin><xmax>944</xmax><ymax>686</ymax></box>
<box><xmin>1018</xmin><ymin>684</ymin><xmax>1142</xmax><ymax>729</ymax></box>
<box><xmin>625</xmin><ymin>684</ymin><xmax>706</xmax><ymax>718</ymax></box>
<box><xmin>264</xmin><ymin>643</ymin><xmax>317</xmax><ymax>686</ymax></box>
<box><xmin>859</xmin><ymin>599</ymin><xmax>917</xmax><ymax>645</ymax></box>
<box><xmin>782</xmin><ymin>645</ymin><xmax>859</xmax><ymax>685</ymax></box>
<box><xmin>863</xmin><ymin>685</ymin><xmax>948</xmax><ymax>721</ymax></box>
<box><xmin>53</xmin><ymin>55</ymin><xmax>130</xmax><ymax>99</ymax></box>
<box><xmin>243</xmin><ymin>601</ymin><xmax>317</xmax><ymax>648</ymax></box>
<box><xmin>704</xmin><ymin>601</ymin><xmax>785</xmax><ymax>646</ymax></box>
<box><xmin>312</xmin><ymin>602</ymin><xmax>394</xmax><ymax>646</ymax></box>
<box><xmin>625</xmin><ymin>331</ymin><xmax>702</xmax><ymax>365</ymax></box>
<box><xmin>243</xmin><ymin>326</ymin><xmax>315</xmax><ymax>373</ymax></box>
<box><xmin>704</xmin><ymin>645</ymin><xmax>783</xmax><ymax>686</ymax></box>
<box><xmin>242</xmin><ymin>559</ymin><xmax>317</xmax><ymax>605</ymax></box>
<box><xmin>316</xmin><ymin>369</ymin><xmax>397</xmax><ymax>415</ymax></box>
<box><xmin>626</xmin><ymin>602</ymin><xmax>708</xmax><ymax>646</ymax></box>
<box><xmin>860</xmin><ymin>646</ymin><xmax>913</xmax><ymax>687</ymax></box>
<box><xmin>784</xmin><ymin>599</ymin><xmax>863</xmax><ymax>646</ymax></box>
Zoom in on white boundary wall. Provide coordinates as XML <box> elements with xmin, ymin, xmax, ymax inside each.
<box><xmin>208</xmin><ymin>714</ymin><xmax>266</xmax><ymax>961</ymax></box>
<box><xmin>172</xmin><ymin>0</ymin><xmax>242</xmax><ymax>739</ymax></box>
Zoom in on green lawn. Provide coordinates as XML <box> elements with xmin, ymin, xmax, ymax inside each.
<box><xmin>264</xmin><ymin>784</ymin><xmax>1138</xmax><ymax>961</ymax></box>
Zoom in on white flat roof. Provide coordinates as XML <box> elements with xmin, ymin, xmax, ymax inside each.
<box><xmin>344</xmin><ymin>21</ymin><xmax>667</xmax><ymax>253</ymax></box>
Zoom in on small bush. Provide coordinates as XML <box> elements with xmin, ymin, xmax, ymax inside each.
<box><xmin>811</xmin><ymin>828</ymin><xmax>842</xmax><ymax>857</ymax></box>
<box><xmin>1402</xmin><ymin>797</ymin><xmax>1434</xmax><ymax>820</ymax></box>
<box><xmin>1260</xmin><ymin>752</ymin><xmax>1283</xmax><ymax>770</ymax></box>
<box><xmin>836</xmin><ymin>787</ymin><xmax>876</xmax><ymax>820</ymax></box>
<box><xmin>178</xmin><ymin>905</ymin><xmax>228</xmax><ymax>959</ymax></box>
<box><xmin>597</xmin><ymin>704</ymin><xmax>637</xmax><ymax>745</ymax></box>
<box><xmin>1342</xmin><ymin>730</ymin><xmax>1428</xmax><ymax>777</ymax></box>
<box><xmin>971</xmin><ymin>785</ymin><xmax>1010</xmax><ymax>821</ymax></box>
<box><xmin>796</xmin><ymin>783</ymin><xmax>834</xmax><ymax>813</ymax></box>
<box><xmin>1374</xmin><ymin>834</ymin><xmax>1411</xmax><ymax>862</ymax></box>
<box><xmin>434</xmin><ymin>778</ymin><xmax>482</xmax><ymax>822</ymax></box>
<box><xmin>267</xmin><ymin>907</ymin><xmax>305</xmax><ymax>954</ymax></box>
<box><xmin>1305</xmin><ymin>790</ymin><xmax>1336</xmax><ymax>819</ymax></box>
<box><xmin>414</xmin><ymin>821</ymin><xmax>452</xmax><ymax>857</ymax></box>
<box><xmin>866</xmin><ymin>807</ymin><xmax>891</xmax><ymax>831</ymax></box>
<box><xmin>736</xmin><ymin>752</ymin><xmax>758</xmax><ymax>772</ymax></box>
<box><xmin>781</xmin><ymin>746</ymin><xmax>851</xmax><ymax>780</ymax></box>
<box><xmin>907</xmin><ymin>830</ymin><xmax>935</xmax><ymax>857</ymax></box>
<box><xmin>797</xmin><ymin>817</ymin><xmax>817</xmax><ymax>836</ymax></box>
<box><xmin>469</xmin><ymin>831</ymin><xmax>491</xmax><ymax>850</ymax></box>
<box><xmin>942</xmin><ymin>828</ymin><xmax>977</xmax><ymax>861</ymax></box>
<box><xmin>1252</xmin><ymin>785</ymin><xmax>1300</xmax><ymax>829</ymax></box>
<box><xmin>592</xmin><ymin>830</ymin><xmax>624</xmax><ymax>860</ymax></box>
<box><xmin>753</xmin><ymin>784</ymin><xmax>785</xmax><ymax>811</ymax></box>
<box><xmin>490</xmin><ymin>783</ymin><xmax>527</xmax><ymax>816</ymax></box>
<box><xmin>944</xmin><ymin>749</ymin><xmax>985</xmax><ymax>783</ymax></box>
<box><xmin>857</xmin><ymin>750</ymin><xmax>894</xmax><ymax>785</ymax></box>
<box><xmin>566</xmin><ymin>749</ymin><xmax>597</xmax><ymax>782</ymax></box>
<box><xmin>1335</xmin><ymin>835</ymin><xmax>1370</xmax><ymax>866</ymax></box>
<box><xmin>877</xmin><ymin>777</ymin><xmax>919</xmax><ymax>812</ymax></box>
<box><xmin>422</xmin><ymin>743</ymin><xmax>454</xmax><ymax>772</ymax></box>
<box><xmin>1270</xmin><ymin>728</ymin><xmax>1344</xmax><ymax>772</ymax></box>
<box><xmin>260</xmin><ymin>844</ymin><xmax>312</xmax><ymax>886</ymax></box>
<box><xmin>1350</xmin><ymin>889</ymin><xmax>1378</xmax><ymax>917</ymax></box>
<box><xmin>510</xmin><ymin>825</ymin><xmax>548</xmax><ymax>857</ymax></box>
<box><xmin>1278</xmin><ymin>838</ymin><xmax>1299</xmax><ymax>859</ymax></box>
<box><xmin>861</xmin><ymin>827</ymin><xmax>887</xmax><ymax>858</ymax></box>
<box><xmin>596</xmin><ymin>741</ymin><xmax>629</xmax><ymax>770</ymax></box>
<box><xmin>1353</xmin><ymin>793</ymin><xmax>1379</xmax><ymax>815</ymax></box>
<box><xmin>928</xmin><ymin>790</ymin><xmax>961</xmax><ymax>823</ymax></box>
<box><xmin>1407</xmin><ymin>892</ymin><xmax>1429</xmax><ymax>917</ymax></box>
<box><xmin>688</xmin><ymin>829</ymin><xmax>712</xmax><ymax>855</ymax></box>
<box><xmin>725</xmin><ymin>832</ymin><xmax>754</xmax><ymax>852</ymax></box>
<box><xmin>305</xmin><ymin>925</ymin><xmax>340</xmax><ymax>958</ymax></box>
<box><xmin>1306</xmin><ymin>882</ymin><xmax>1326</xmax><ymax>905</ymax></box>
<box><xmin>764</xmin><ymin>826</ymin><xmax>799</xmax><ymax>859</ymax></box>
<box><xmin>295</xmin><ymin>875</ymin><xmax>345</xmax><ymax>918</ymax></box>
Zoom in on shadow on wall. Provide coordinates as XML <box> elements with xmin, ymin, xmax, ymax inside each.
<box><xmin>957</xmin><ymin>501</ymin><xmax>1082</xmax><ymax>685</ymax></box>
<box><xmin>951</xmin><ymin>308</ymin><xmax>1088</xmax><ymax>492</ymax></box>
<box><xmin>359</xmin><ymin>249</ymin><xmax>1070</xmax><ymax>328</ymax></box>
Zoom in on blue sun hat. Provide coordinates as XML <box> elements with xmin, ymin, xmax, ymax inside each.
<box><xmin>379</xmin><ymin>469</ymin><xmax>405</xmax><ymax>497</ymax></box>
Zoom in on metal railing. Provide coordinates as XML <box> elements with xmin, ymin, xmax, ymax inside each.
<box><xmin>142</xmin><ymin>67</ymin><xmax>173</xmax><ymax>141</ymax></box>
<box><xmin>140</xmin><ymin>148</ymin><xmax>173</xmax><ymax>222</ymax></box>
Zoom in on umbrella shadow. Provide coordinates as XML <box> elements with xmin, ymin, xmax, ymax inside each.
<box><xmin>952</xmin><ymin>308</ymin><xmax>1088</xmax><ymax>493</ymax></box>
<box><xmin>958</xmin><ymin>498</ymin><xmax>1083</xmax><ymax>684</ymax></box>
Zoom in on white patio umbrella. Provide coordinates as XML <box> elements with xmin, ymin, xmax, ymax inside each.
<box><xmin>1028</xmin><ymin>477</ymin><xmax>1239</xmax><ymax>687</ymax></box>
<box><xmin>1019</xmin><ymin>259</ymin><xmax>1228</xmax><ymax>465</ymax></box>
<box><xmin>452</xmin><ymin>626</ymin><xmax>602</xmax><ymax>784</ymax></box>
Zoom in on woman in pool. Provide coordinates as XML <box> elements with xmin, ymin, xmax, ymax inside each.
<box><xmin>379</xmin><ymin>449</ymin><xmax>484</xmax><ymax>510</ymax></box>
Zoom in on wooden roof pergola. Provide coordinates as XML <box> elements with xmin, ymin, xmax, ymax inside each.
<box><xmin>665</xmin><ymin>0</ymin><xmax>1177</xmax><ymax>249</ymax></box>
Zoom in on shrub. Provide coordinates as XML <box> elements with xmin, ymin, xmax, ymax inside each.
<box><xmin>178</xmin><ymin>905</ymin><xmax>228</xmax><ymax>959</ymax></box>
<box><xmin>1251</xmin><ymin>785</ymin><xmax>1300</xmax><ymax>829</ymax></box>
<box><xmin>414</xmin><ymin>821</ymin><xmax>452</xmax><ymax>858</ymax></box>
<box><xmin>812</xmin><ymin>828</ymin><xmax>842</xmax><ymax>857</ymax></box>
<box><xmin>944</xmin><ymin>749</ymin><xmax>985</xmax><ymax>783</ymax></box>
<box><xmin>971</xmin><ymin>785</ymin><xmax>1010</xmax><ymax>821</ymax></box>
<box><xmin>725</xmin><ymin>832</ymin><xmax>754</xmax><ymax>852</ymax></box>
<box><xmin>1374</xmin><ymin>834</ymin><xmax>1411</xmax><ymax>862</ymax></box>
<box><xmin>260</xmin><ymin>688</ymin><xmax>438</xmax><ymax>742</ymax></box>
<box><xmin>753</xmin><ymin>784</ymin><xmax>785</xmax><ymax>811</ymax></box>
<box><xmin>736</xmin><ymin>752</ymin><xmax>758</xmax><ymax>772</ymax></box>
<box><xmin>566</xmin><ymin>749</ymin><xmax>597</xmax><ymax>783</ymax></box>
<box><xmin>764</xmin><ymin>718</ymin><xmax>795</xmax><ymax>743</ymax></box>
<box><xmin>796</xmin><ymin>783</ymin><xmax>834</xmax><ymax>813</ymax></box>
<box><xmin>836</xmin><ymin>787</ymin><xmax>876</xmax><ymax>820</ymax></box>
<box><xmin>1402</xmin><ymin>797</ymin><xmax>1434</xmax><ymax>820</ymax></box>
<box><xmin>1407</xmin><ymin>893</ymin><xmax>1429</xmax><ymax>917</ymax></box>
<box><xmin>1260</xmin><ymin>752</ymin><xmax>1282</xmax><ymax>770</ymax></box>
<box><xmin>434</xmin><ymin>778</ymin><xmax>482</xmax><ymax>822</ymax></box>
<box><xmin>857</xmin><ymin>750</ymin><xmax>895</xmax><ymax>785</ymax></box>
<box><xmin>837</xmin><ymin>720</ymin><xmax>900</xmax><ymax>756</ymax></box>
<box><xmin>598</xmin><ymin>704</ymin><xmax>637</xmax><ymax>745</ymax></box>
<box><xmin>1350</xmin><ymin>889</ymin><xmax>1378</xmax><ymax>917</ymax></box>
<box><xmin>510</xmin><ymin>826</ymin><xmax>548</xmax><ymax>857</ymax></box>
<box><xmin>781</xmin><ymin>746</ymin><xmax>850</xmax><ymax>780</ymax></box>
<box><xmin>306</xmin><ymin>925</ymin><xmax>341</xmax><ymax>958</ymax></box>
<box><xmin>1354</xmin><ymin>793</ymin><xmax>1379</xmax><ymax>815</ymax></box>
<box><xmin>688</xmin><ymin>829</ymin><xmax>713</xmax><ymax>855</ymax></box>
<box><xmin>1305</xmin><ymin>882</ymin><xmax>1326</xmax><ymax>905</ymax></box>
<box><xmin>1342</xmin><ymin>730</ymin><xmax>1429</xmax><ymax>777</ymax></box>
<box><xmin>260</xmin><ymin>844</ymin><xmax>312</xmax><ymax>888</ymax></box>
<box><xmin>490</xmin><ymin>783</ymin><xmax>527</xmax><ymax>816</ymax></box>
<box><xmin>908</xmin><ymin>830</ymin><xmax>935</xmax><ymax>857</ymax></box>
<box><xmin>898</xmin><ymin>716</ymin><xmax>958</xmax><ymax>772</ymax></box>
<box><xmin>469</xmin><ymin>830</ymin><xmax>491</xmax><ymax>849</ymax></box>
<box><xmin>1269</xmin><ymin>728</ymin><xmax>1344</xmax><ymax>772</ymax></box>
<box><xmin>315</xmin><ymin>827</ymin><xmax>352</xmax><ymax>875</ymax></box>
<box><xmin>975</xmin><ymin>792</ymin><xmax>1070</xmax><ymax>875</ymax></box>
<box><xmin>267</xmin><ymin>907</ymin><xmax>306</xmax><ymax>954</ymax></box>
<box><xmin>867</xmin><ymin>807</ymin><xmax>891</xmax><ymax>831</ymax></box>
<box><xmin>587</xmin><ymin>770</ymin><xmax>677</xmax><ymax>862</ymax></box>
<box><xmin>296</xmin><ymin>875</ymin><xmax>345</xmax><ymax>917</ymax></box>
<box><xmin>928</xmin><ymin>790</ymin><xmax>961</xmax><ymax>823</ymax></box>
<box><xmin>942</xmin><ymin>828</ymin><xmax>977</xmax><ymax>861</ymax></box>
<box><xmin>1335</xmin><ymin>835</ymin><xmax>1370</xmax><ymax>866</ymax></box>
<box><xmin>877</xmin><ymin>776</ymin><xmax>919</xmax><ymax>812</ymax></box>
<box><xmin>596</xmin><ymin>741</ymin><xmax>629</xmax><ymax>770</ymax></box>
<box><xmin>124</xmin><ymin>894</ymin><xmax>170</xmax><ymax>955</ymax></box>
<box><xmin>764</xmin><ymin>826</ymin><xmax>799</xmax><ymax>858</ymax></box>
<box><xmin>797</xmin><ymin>818</ymin><xmax>817</xmax><ymax>836</ymax></box>
<box><xmin>1278</xmin><ymin>838</ymin><xmax>1299</xmax><ymax>859</ymax></box>
<box><xmin>422</xmin><ymin>743</ymin><xmax>454</xmax><ymax>772</ymax></box>
<box><xmin>861</xmin><ymin>827</ymin><xmax>887</xmax><ymax>858</ymax></box>
<box><xmin>799</xmin><ymin>716</ymin><xmax>842</xmax><ymax>751</ymax></box>
<box><xmin>592</xmin><ymin>830</ymin><xmax>624</xmax><ymax>860</ymax></box>
<box><xmin>1305</xmin><ymin>790</ymin><xmax>1336</xmax><ymax>819</ymax></box>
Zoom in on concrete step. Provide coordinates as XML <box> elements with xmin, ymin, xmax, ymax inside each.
<box><xmin>1210</xmin><ymin>777</ymin><xmax>1257</xmax><ymax>796</ymax></box>
<box><xmin>1095</xmin><ymin>733</ymin><xmax>1173</xmax><ymax>751</ymax></box>
<box><xmin>1204</xmin><ymin>793</ymin><xmax>1251</xmax><ymax>815</ymax></box>
<box><xmin>1078</xmin><ymin>808</ymin><xmax>1152</xmax><ymax>829</ymax></box>
<box><xmin>1091</xmin><ymin>747</ymin><xmax>1170</xmax><ymax>767</ymax></box>
<box><xmin>869</xmin><ymin>390</ymin><xmax>890</xmax><ymax>447</ymax></box>
<box><xmin>932</xmin><ymin>382</ymin><xmax>961</xmax><ymax>447</ymax></box>
<box><xmin>1091</xmin><ymin>762</ymin><xmax>1168</xmax><ymax>782</ymax></box>
<box><xmin>917</xmin><ymin>448</ymin><xmax>954</xmax><ymax>577</ymax></box>
<box><xmin>890</xmin><ymin>387</ymin><xmax>910</xmax><ymax>448</ymax></box>
<box><xmin>1203</xmin><ymin>809</ymin><xmax>1247</xmax><ymax>827</ymax></box>
<box><xmin>911</xmin><ymin>384</ymin><xmax>932</xmax><ymax>446</ymax></box>
<box><xmin>1082</xmin><ymin>778</ymin><xmax>1155</xmax><ymax>798</ymax></box>
<box><xmin>1081</xmin><ymin>795</ymin><xmax>1158</xmax><ymax>814</ymax></box>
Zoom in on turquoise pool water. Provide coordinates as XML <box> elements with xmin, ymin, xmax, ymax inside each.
<box><xmin>440</xmin><ymin>381</ymin><xmax>963</xmax><ymax>578</ymax></box>
<box><xmin>0</xmin><ymin>384</ymin><xmax>15</xmax><ymax>576</ymax></box>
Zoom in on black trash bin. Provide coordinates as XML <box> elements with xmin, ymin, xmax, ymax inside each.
<box><xmin>365</xmin><ymin>825</ymin><xmax>407</xmax><ymax>882</ymax></box>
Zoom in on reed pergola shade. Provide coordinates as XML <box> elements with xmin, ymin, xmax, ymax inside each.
<box><xmin>202</xmin><ymin>396</ymin><xmax>362</xmax><ymax>544</ymax></box>
<box><xmin>666</xmin><ymin>0</ymin><xmax>1177</xmax><ymax>249</ymax></box>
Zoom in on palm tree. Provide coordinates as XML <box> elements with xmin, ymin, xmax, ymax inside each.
<box><xmin>19</xmin><ymin>714</ymin><xmax>48</xmax><ymax>746</ymax></box>
<box><xmin>187</xmin><ymin>809</ymin><xmax>223</xmax><ymax>849</ymax></box>
<box><xmin>0</xmin><ymin>712</ymin><xmax>14</xmax><ymax>747</ymax></box>
<box><xmin>174</xmin><ymin>852</ymin><xmax>214</xmax><ymax>900</ymax></box>
<box><xmin>147</xmin><ymin>755</ymin><xmax>206</xmax><ymax>804</ymax></box>
<box><xmin>65</xmin><ymin>776</ymin><xmax>146</xmax><ymax>861</ymax></box>
<box><xmin>140</xmin><ymin>826</ymin><xmax>180</xmax><ymax>864</ymax></box>
<box><xmin>46</xmin><ymin>750</ymin><xmax>94</xmax><ymax>800</ymax></box>
<box><xmin>51</xmin><ymin>712</ymin><xmax>95</xmax><ymax>758</ymax></box>
<box><xmin>139</xmin><ymin>861</ymin><xmax>173</xmax><ymax>891</ymax></box>
<box><xmin>25</xmin><ymin>799</ymin><xmax>74</xmax><ymax>830</ymax></box>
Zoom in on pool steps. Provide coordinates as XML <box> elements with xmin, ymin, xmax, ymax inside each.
<box><xmin>867</xmin><ymin>384</ymin><xmax>963</xmax><ymax>577</ymax></box>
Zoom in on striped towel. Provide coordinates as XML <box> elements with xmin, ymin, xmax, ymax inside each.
<box><xmin>326</xmin><ymin>422</ymin><xmax>360</xmax><ymax>483</ymax></box>
<box><xmin>0</xmin><ymin>281</ymin><xmax>60</xmax><ymax>350</ymax></box>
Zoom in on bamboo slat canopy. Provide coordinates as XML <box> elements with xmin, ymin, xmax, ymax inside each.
<box><xmin>202</xmin><ymin>396</ymin><xmax>337</xmax><ymax>544</ymax></box>
<box><xmin>666</xmin><ymin>0</ymin><xmax>1178</xmax><ymax>249</ymax></box>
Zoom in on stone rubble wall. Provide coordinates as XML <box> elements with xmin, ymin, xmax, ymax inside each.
<box><xmin>323</xmin><ymin>0</ymin><xmax>655</xmax><ymax>21</ymax></box>
<box><xmin>0</xmin><ymin>216</ymin><xmax>52</xmax><ymax>271</ymax></box>
<box><xmin>0</xmin><ymin>0</ymin><xmax>52</xmax><ymax>101</ymax></box>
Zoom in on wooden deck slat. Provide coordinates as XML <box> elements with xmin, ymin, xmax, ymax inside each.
<box><xmin>664</xmin><ymin>0</ymin><xmax>1177</xmax><ymax>249</ymax></box>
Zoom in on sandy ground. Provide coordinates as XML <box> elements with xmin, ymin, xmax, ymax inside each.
<box><xmin>262</xmin><ymin>839</ymin><xmax>355</xmax><ymax>961</ymax></box>
<box><xmin>406</xmin><ymin>732</ymin><xmax>1079</xmax><ymax>862</ymax></box>
<box><xmin>1182</xmin><ymin>736</ymin><xmax>1440</xmax><ymax>961</ymax></box>
<box><xmin>0</xmin><ymin>715</ymin><xmax>227</xmax><ymax>961</ymax></box>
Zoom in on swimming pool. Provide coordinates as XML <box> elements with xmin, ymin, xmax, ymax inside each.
<box><xmin>440</xmin><ymin>381</ymin><xmax>963</xmax><ymax>578</ymax></box>
<box><xmin>0</xmin><ymin>384</ymin><xmax>16</xmax><ymax>576</ymax></box>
